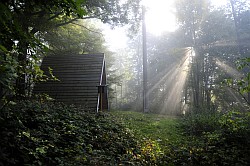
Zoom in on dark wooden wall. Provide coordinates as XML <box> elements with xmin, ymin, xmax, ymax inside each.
<box><xmin>34</xmin><ymin>53</ymin><xmax>108</xmax><ymax>111</ymax></box>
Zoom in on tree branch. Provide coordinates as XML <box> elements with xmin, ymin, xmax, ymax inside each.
<box><xmin>55</xmin><ymin>17</ymin><xmax>79</xmax><ymax>27</ymax></box>
<box><xmin>82</xmin><ymin>12</ymin><xmax>106</xmax><ymax>20</ymax></box>
<box><xmin>55</xmin><ymin>12</ymin><xmax>106</xmax><ymax>27</ymax></box>
<box><xmin>70</xmin><ymin>22</ymin><xmax>103</xmax><ymax>35</ymax></box>
<box><xmin>49</xmin><ymin>11</ymin><xmax>63</xmax><ymax>20</ymax></box>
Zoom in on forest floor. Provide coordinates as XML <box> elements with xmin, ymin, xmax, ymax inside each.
<box><xmin>1</xmin><ymin>103</ymin><xmax>249</xmax><ymax>165</ymax></box>
<box><xmin>110</xmin><ymin>110</ymin><xmax>250</xmax><ymax>166</ymax></box>
<box><xmin>110</xmin><ymin>110</ymin><xmax>186</xmax><ymax>145</ymax></box>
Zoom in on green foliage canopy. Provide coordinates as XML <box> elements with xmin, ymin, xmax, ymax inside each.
<box><xmin>0</xmin><ymin>0</ymin><xmax>141</xmax><ymax>100</ymax></box>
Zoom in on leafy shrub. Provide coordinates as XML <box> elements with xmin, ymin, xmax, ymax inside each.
<box><xmin>180</xmin><ymin>110</ymin><xmax>221</xmax><ymax>136</ymax></box>
<box><xmin>179</xmin><ymin>110</ymin><xmax>250</xmax><ymax>165</ymax></box>
<box><xmin>0</xmin><ymin>101</ymin><xmax>142</xmax><ymax>165</ymax></box>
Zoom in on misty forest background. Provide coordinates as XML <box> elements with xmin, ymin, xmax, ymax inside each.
<box><xmin>0</xmin><ymin>0</ymin><xmax>250</xmax><ymax>165</ymax></box>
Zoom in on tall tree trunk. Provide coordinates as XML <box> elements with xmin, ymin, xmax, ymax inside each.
<box><xmin>0</xmin><ymin>55</ymin><xmax>6</xmax><ymax>98</ymax></box>
<box><xmin>16</xmin><ymin>27</ymin><xmax>28</xmax><ymax>99</ymax></box>
<box><xmin>193</xmin><ymin>47</ymin><xmax>200</xmax><ymax>110</ymax></box>
<box><xmin>205</xmin><ymin>55</ymin><xmax>211</xmax><ymax>110</ymax></box>
<box><xmin>230</xmin><ymin>0</ymin><xmax>250</xmax><ymax>104</ymax></box>
<box><xmin>16</xmin><ymin>51</ymin><xmax>27</xmax><ymax>98</ymax></box>
<box><xmin>230</xmin><ymin>0</ymin><xmax>242</xmax><ymax>51</ymax></box>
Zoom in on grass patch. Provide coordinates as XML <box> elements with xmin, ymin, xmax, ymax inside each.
<box><xmin>110</xmin><ymin>111</ymin><xmax>183</xmax><ymax>144</ymax></box>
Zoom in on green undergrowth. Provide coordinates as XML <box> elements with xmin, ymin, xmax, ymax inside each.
<box><xmin>110</xmin><ymin>111</ymin><xmax>190</xmax><ymax>165</ymax></box>
<box><xmin>1</xmin><ymin>102</ymin><xmax>249</xmax><ymax>165</ymax></box>
<box><xmin>110</xmin><ymin>111</ymin><xmax>184</xmax><ymax>144</ymax></box>
<box><xmin>111</xmin><ymin>110</ymin><xmax>250</xmax><ymax>165</ymax></box>
<box><xmin>0</xmin><ymin>101</ymin><xmax>141</xmax><ymax>166</ymax></box>
<box><xmin>179</xmin><ymin>110</ymin><xmax>250</xmax><ymax>165</ymax></box>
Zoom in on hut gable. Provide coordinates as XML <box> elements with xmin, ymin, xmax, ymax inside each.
<box><xmin>34</xmin><ymin>53</ymin><xmax>108</xmax><ymax>111</ymax></box>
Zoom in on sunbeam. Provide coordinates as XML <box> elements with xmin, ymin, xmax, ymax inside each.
<box><xmin>215</xmin><ymin>58</ymin><xmax>243</xmax><ymax>79</ymax></box>
<box><xmin>226</xmin><ymin>87</ymin><xmax>246</xmax><ymax>108</ymax></box>
<box><xmin>161</xmin><ymin>49</ymin><xmax>191</xmax><ymax>114</ymax></box>
<box><xmin>147</xmin><ymin>48</ymin><xmax>191</xmax><ymax>115</ymax></box>
<box><xmin>215</xmin><ymin>58</ymin><xmax>247</xmax><ymax>110</ymax></box>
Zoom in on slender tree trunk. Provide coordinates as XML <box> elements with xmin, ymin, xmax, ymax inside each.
<box><xmin>248</xmin><ymin>90</ymin><xmax>250</xmax><ymax>105</ymax></box>
<box><xmin>137</xmin><ymin>36</ymin><xmax>142</xmax><ymax>102</ymax></box>
<box><xmin>16</xmin><ymin>26</ymin><xmax>28</xmax><ymax>99</ymax></box>
<box><xmin>193</xmin><ymin>48</ymin><xmax>200</xmax><ymax>109</ymax></box>
<box><xmin>16</xmin><ymin>52</ymin><xmax>27</xmax><ymax>98</ymax></box>
<box><xmin>0</xmin><ymin>55</ymin><xmax>6</xmax><ymax>98</ymax></box>
<box><xmin>205</xmin><ymin>55</ymin><xmax>211</xmax><ymax>110</ymax></box>
<box><xmin>184</xmin><ymin>79</ymin><xmax>188</xmax><ymax>104</ymax></box>
<box><xmin>0</xmin><ymin>87</ymin><xmax>3</xmax><ymax>98</ymax></box>
<box><xmin>230</xmin><ymin>0</ymin><xmax>250</xmax><ymax>104</ymax></box>
<box><xmin>230</xmin><ymin>0</ymin><xmax>241</xmax><ymax>51</ymax></box>
<box><xmin>142</xmin><ymin>6</ymin><xmax>148</xmax><ymax>113</ymax></box>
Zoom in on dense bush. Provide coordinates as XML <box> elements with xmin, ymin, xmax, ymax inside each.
<box><xmin>0</xmin><ymin>101</ymin><xmax>142</xmax><ymax>165</ymax></box>
<box><xmin>180</xmin><ymin>111</ymin><xmax>222</xmax><ymax>136</ymax></box>
<box><xmin>178</xmin><ymin>110</ymin><xmax>250</xmax><ymax>165</ymax></box>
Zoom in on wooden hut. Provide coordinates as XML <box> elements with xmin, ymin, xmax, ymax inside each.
<box><xmin>33</xmin><ymin>53</ymin><xmax>108</xmax><ymax>112</ymax></box>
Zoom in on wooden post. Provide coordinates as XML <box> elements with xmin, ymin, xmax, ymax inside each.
<box><xmin>100</xmin><ymin>91</ymin><xmax>103</xmax><ymax>112</ymax></box>
<box><xmin>97</xmin><ymin>85</ymin><xmax>105</xmax><ymax>111</ymax></box>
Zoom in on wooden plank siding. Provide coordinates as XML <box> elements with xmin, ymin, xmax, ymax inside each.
<box><xmin>33</xmin><ymin>53</ymin><xmax>109</xmax><ymax>111</ymax></box>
